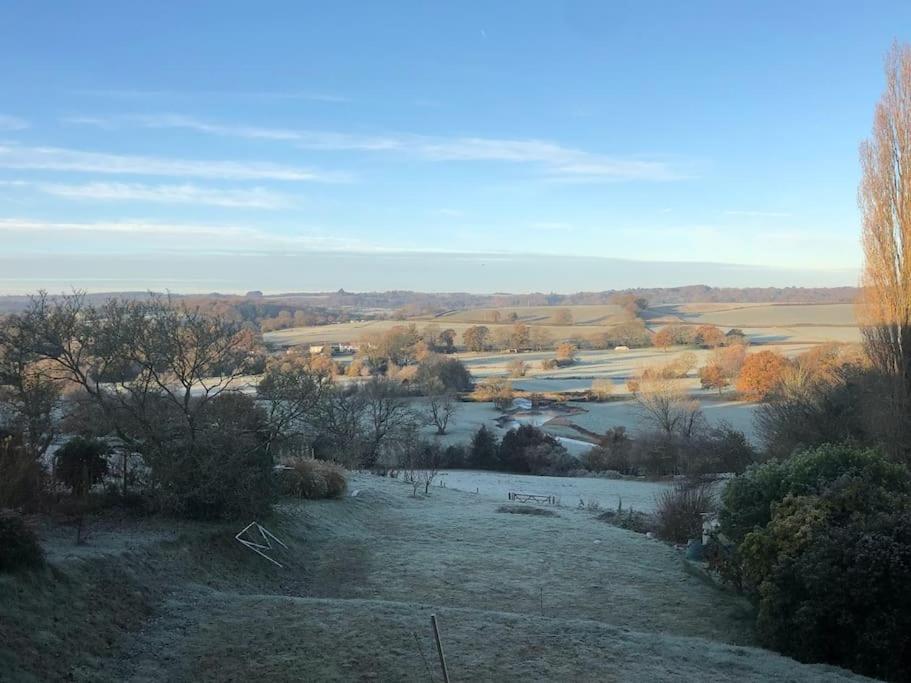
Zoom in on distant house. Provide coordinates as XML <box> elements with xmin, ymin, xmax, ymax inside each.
<box><xmin>614</xmin><ymin>345</ymin><xmax>630</xmax><ymax>352</ymax></box>
<box><xmin>308</xmin><ymin>342</ymin><xmax>358</xmax><ymax>356</ymax></box>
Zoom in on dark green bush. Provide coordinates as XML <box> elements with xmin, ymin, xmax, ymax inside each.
<box><xmin>499</xmin><ymin>425</ymin><xmax>562</xmax><ymax>473</ymax></box>
<box><xmin>149</xmin><ymin>393</ymin><xmax>275</xmax><ymax>520</ymax></box>
<box><xmin>53</xmin><ymin>436</ymin><xmax>110</xmax><ymax>496</ymax></box>
<box><xmin>583</xmin><ymin>428</ymin><xmax>633</xmax><ymax>474</ymax></box>
<box><xmin>468</xmin><ymin>425</ymin><xmax>500</xmax><ymax>470</ymax></box>
<box><xmin>714</xmin><ymin>443</ymin><xmax>911</xmax><ymax>680</ymax></box>
<box><xmin>0</xmin><ymin>510</ymin><xmax>44</xmax><ymax>572</ymax></box>
<box><xmin>755</xmin><ymin>510</ymin><xmax>911</xmax><ymax>680</ymax></box>
<box><xmin>719</xmin><ymin>443</ymin><xmax>910</xmax><ymax>545</ymax></box>
<box><xmin>0</xmin><ymin>431</ymin><xmax>45</xmax><ymax>509</ymax></box>
<box><xmin>415</xmin><ymin>357</ymin><xmax>472</xmax><ymax>393</ymax></box>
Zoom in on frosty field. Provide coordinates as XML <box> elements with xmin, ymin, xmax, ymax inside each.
<box><xmin>431</xmin><ymin>469</ymin><xmax>672</xmax><ymax>511</ymax></box>
<box><xmin>5</xmin><ymin>474</ymin><xmax>869</xmax><ymax>680</ymax></box>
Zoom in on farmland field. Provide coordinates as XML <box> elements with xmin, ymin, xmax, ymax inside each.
<box><xmin>431</xmin><ymin>469</ymin><xmax>672</xmax><ymax>510</ymax></box>
<box><xmin>647</xmin><ymin>302</ymin><xmax>857</xmax><ymax>327</ymax></box>
<box><xmin>422</xmin><ymin>303</ymin><xmax>629</xmax><ymax>325</ymax></box>
<box><xmin>263</xmin><ymin>302</ymin><xmax>860</xmax><ymax>349</ymax></box>
<box><xmin>264</xmin><ymin>302</ymin><xmax>861</xmax><ymax>450</ymax></box>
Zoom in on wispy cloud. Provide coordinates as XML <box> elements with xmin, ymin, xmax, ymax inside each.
<box><xmin>70</xmin><ymin>114</ymin><xmax>689</xmax><ymax>182</ymax></box>
<box><xmin>69</xmin><ymin>88</ymin><xmax>348</xmax><ymax>103</ymax></box>
<box><xmin>0</xmin><ymin>115</ymin><xmax>29</xmax><ymax>131</ymax></box>
<box><xmin>530</xmin><ymin>221</ymin><xmax>573</xmax><ymax>231</ymax></box>
<box><xmin>0</xmin><ymin>143</ymin><xmax>347</xmax><ymax>182</ymax></box>
<box><xmin>0</xmin><ymin>217</ymin><xmax>365</xmax><ymax>250</ymax></box>
<box><xmin>8</xmin><ymin>181</ymin><xmax>295</xmax><ymax>209</ymax></box>
<box><xmin>723</xmin><ymin>210</ymin><xmax>792</xmax><ymax>218</ymax></box>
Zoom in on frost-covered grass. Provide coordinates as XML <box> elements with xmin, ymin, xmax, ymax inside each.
<box><xmin>435</xmin><ymin>469</ymin><xmax>672</xmax><ymax>512</ymax></box>
<box><xmin>417</xmin><ymin>396</ymin><xmax>760</xmax><ymax>447</ymax></box>
<box><xmin>4</xmin><ymin>474</ymin><xmax>871</xmax><ymax>681</ymax></box>
<box><xmin>104</xmin><ymin>474</ymin><xmax>868</xmax><ymax>681</ymax></box>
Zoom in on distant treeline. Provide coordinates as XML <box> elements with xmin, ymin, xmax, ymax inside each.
<box><xmin>0</xmin><ymin>285</ymin><xmax>858</xmax><ymax>318</ymax></box>
<box><xmin>246</xmin><ymin>285</ymin><xmax>860</xmax><ymax>312</ymax></box>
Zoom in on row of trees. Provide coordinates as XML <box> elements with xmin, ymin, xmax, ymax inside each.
<box><xmin>654</xmin><ymin>324</ymin><xmax>744</xmax><ymax>351</ymax></box>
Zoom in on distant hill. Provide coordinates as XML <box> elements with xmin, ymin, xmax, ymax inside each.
<box><xmin>0</xmin><ymin>286</ymin><xmax>859</xmax><ymax>316</ymax></box>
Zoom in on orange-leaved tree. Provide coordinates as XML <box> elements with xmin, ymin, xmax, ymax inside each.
<box><xmin>736</xmin><ymin>350</ymin><xmax>791</xmax><ymax>401</ymax></box>
<box><xmin>859</xmin><ymin>42</ymin><xmax>911</xmax><ymax>455</ymax></box>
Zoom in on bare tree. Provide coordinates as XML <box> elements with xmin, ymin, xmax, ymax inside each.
<box><xmin>19</xmin><ymin>292</ymin><xmax>256</xmax><ymax>454</ymax></box>
<box><xmin>398</xmin><ymin>439</ymin><xmax>442</xmax><ymax>496</ymax></box>
<box><xmin>859</xmin><ymin>43</ymin><xmax>911</xmax><ymax>455</ymax></box>
<box><xmin>360</xmin><ymin>377</ymin><xmax>422</xmax><ymax>469</ymax></box>
<box><xmin>0</xmin><ymin>318</ymin><xmax>60</xmax><ymax>461</ymax></box>
<box><xmin>257</xmin><ymin>354</ymin><xmax>333</xmax><ymax>455</ymax></box>
<box><xmin>633</xmin><ymin>375</ymin><xmax>704</xmax><ymax>438</ymax></box>
<box><xmin>424</xmin><ymin>379</ymin><xmax>459</xmax><ymax>435</ymax></box>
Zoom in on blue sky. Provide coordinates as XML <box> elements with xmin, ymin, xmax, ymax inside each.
<box><xmin>0</xmin><ymin>1</ymin><xmax>906</xmax><ymax>293</ymax></box>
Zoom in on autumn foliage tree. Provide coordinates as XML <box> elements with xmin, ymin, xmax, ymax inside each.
<box><xmin>694</xmin><ymin>325</ymin><xmax>725</xmax><ymax>348</ymax></box>
<box><xmin>699</xmin><ymin>364</ymin><xmax>729</xmax><ymax>393</ymax></box>
<box><xmin>859</xmin><ymin>42</ymin><xmax>911</xmax><ymax>456</ymax></box>
<box><xmin>654</xmin><ymin>327</ymin><xmax>675</xmax><ymax>351</ymax></box>
<box><xmin>462</xmin><ymin>325</ymin><xmax>490</xmax><ymax>352</ymax></box>
<box><xmin>736</xmin><ymin>351</ymin><xmax>791</xmax><ymax>401</ymax></box>
<box><xmin>555</xmin><ymin>342</ymin><xmax>577</xmax><ymax>362</ymax></box>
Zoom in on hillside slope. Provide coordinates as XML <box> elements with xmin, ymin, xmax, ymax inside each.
<box><xmin>1</xmin><ymin>476</ymin><xmax>870</xmax><ymax>681</ymax></box>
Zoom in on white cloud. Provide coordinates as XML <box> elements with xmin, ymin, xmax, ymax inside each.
<box><xmin>25</xmin><ymin>181</ymin><xmax>295</xmax><ymax>209</ymax></box>
<box><xmin>530</xmin><ymin>221</ymin><xmax>573</xmax><ymax>231</ymax></box>
<box><xmin>69</xmin><ymin>88</ymin><xmax>349</xmax><ymax>103</ymax></box>
<box><xmin>70</xmin><ymin>114</ymin><xmax>688</xmax><ymax>182</ymax></box>
<box><xmin>0</xmin><ymin>217</ymin><xmax>366</xmax><ymax>250</ymax></box>
<box><xmin>0</xmin><ymin>143</ymin><xmax>348</xmax><ymax>182</ymax></box>
<box><xmin>723</xmin><ymin>210</ymin><xmax>792</xmax><ymax>218</ymax></box>
<box><xmin>0</xmin><ymin>115</ymin><xmax>28</xmax><ymax>131</ymax></box>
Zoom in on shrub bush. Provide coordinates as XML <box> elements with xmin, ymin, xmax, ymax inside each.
<box><xmin>0</xmin><ymin>510</ymin><xmax>44</xmax><ymax>572</ymax></box>
<box><xmin>0</xmin><ymin>431</ymin><xmax>45</xmax><ymax>510</ymax></box>
<box><xmin>53</xmin><ymin>436</ymin><xmax>110</xmax><ymax>496</ymax></box>
<box><xmin>753</xmin><ymin>508</ymin><xmax>911</xmax><ymax>680</ymax></box>
<box><xmin>718</xmin><ymin>443</ymin><xmax>910</xmax><ymax>545</ymax></box>
<box><xmin>583</xmin><ymin>427</ymin><xmax>633</xmax><ymax>474</ymax></box>
<box><xmin>713</xmin><ymin>443</ymin><xmax>911</xmax><ymax>680</ymax></box>
<box><xmin>522</xmin><ymin>442</ymin><xmax>574</xmax><ymax>475</ymax></box>
<box><xmin>278</xmin><ymin>458</ymin><xmax>348</xmax><ymax>500</ymax></box>
<box><xmin>415</xmin><ymin>357</ymin><xmax>472</xmax><ymax>392</ymax></box>
<box><xmin>499</xmin><ymin>425</ymin><xmax>564</xmax><ymax>473</ymax></box>
<box><xmin>149</xmin><ymin>393</ymin><xmax>276</xmax><ymax>520</ymax></box>
<box><xmin>654</xmin><ymin>480</ymin><xmax>716</xmax><ymax>544</ymax></box>
<box><xmin>468</xmin><ymin>425</ymin><xmax>500</xmax><ymax>469</ymax></box>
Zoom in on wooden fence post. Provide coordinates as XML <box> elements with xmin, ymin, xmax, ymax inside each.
<box><xmin>431</xmin><ymin>614</ymin><xmax>451</xmax><ymax>683</ymax></box>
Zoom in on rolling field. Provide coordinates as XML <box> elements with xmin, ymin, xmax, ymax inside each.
<box><xmin>648</xmin><ymin>302</ymin><xmax>857</xmax><ymax>327</ymax></box>
<box><xmin>263</xmin><ymin>302</ymin><xmax>862</xmax><ymax>450</ymax></box>
<box><xmin>424</xmin><ymin>303</ymin><xmax>629</xmax><ymax>325</ymax></box>
<box><xmin>263</xmin><ymin>302</ymin><xmax>860</xmax><ymax>349</ymax></box>
<box><xmin>264</xmin><ymin>319</ymin><xmax>591</xmax><ymax>347</ymax></box>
